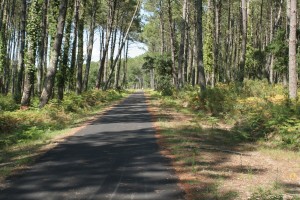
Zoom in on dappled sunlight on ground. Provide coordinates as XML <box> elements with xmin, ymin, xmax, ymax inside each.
<box><xmin>146</xmin><ymin>94</ymin><xmax>300</xmax><ymax>200</ymax></box>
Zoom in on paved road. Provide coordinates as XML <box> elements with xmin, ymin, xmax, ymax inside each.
<box><xmin>0</xmin><ymin>92</ymin><xmax>184</xmax><ymax>200</ymax></box>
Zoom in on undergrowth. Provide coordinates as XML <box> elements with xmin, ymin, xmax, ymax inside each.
<box><xmin>0</xmin><ymin>89</ymin><xmax>127</xmax><ymax>148</ymax></box>
<box><xmin>154</xmin><ymin>79</ymin><xmax>300</xmax><ymax>150</ymax></box>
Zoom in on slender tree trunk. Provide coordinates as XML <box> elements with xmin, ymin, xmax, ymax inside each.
<box><xmin>238</xmin><ymin>0</ymin><xmax>247</xmax><ymax>83</ymax></box>
<box><xmin>184</xmin><ymin>18</ymin><xmax>189</xmax><ymax>83</ymax></box>
<box><xmin>0</xmin><ymin>1</ymin><xmax>8</xmax><ymax>95</ymax></box>
<box><xmin>57</xmin><ymin>0</ymin><xmax>74</xmax><ymax>101</ymax></box>
<box><xmin>76</xmin><ymin>0</ymin><xmax>86</xmax><ymax>95</ymax></box>
<box><xmin>37</xmin><ymin>0</ymin><xmax>48</xmax><ymax>96</ymax></box>
<box><xmin>122</xmin><ymin>39</ymin><xmax>129</xmax><ymax>87</ymax></box>
<box><xmin>40</xmin><ymin>0</ymin><xmax>68</xmax><ymax>108</ymax></box>
<box><xmin>114</xmin><ymin>28</ymin><xmax>124</xmax><ymax>88</ymax></box>
<box><xmin>96</xmin><ymin>0</ymin><xmax>117</xmax><ymax>89</ymax></box>
<box><xmin>288</xmin><ymin>0</ymin><xmax>297</xmax><ymax>99</ymax></box>
<box><xmin>69</xmin><ymin>0</ymin><xmax>80</xmax><ymax>91</ymax></box>
<box><xmin>178</xmin><ymin>0</ymin><xmax>188</xmax><ymax>88</ymax></box>
<box><xmin>104</xmin><ymin>1</ymin><xmax>141</xmax><ymax>90</ymax></box>
<box><xmin>167</xmin><ymin>0</ymin><xmax>178</xmax><ymax>87</ymax></box>
<box><xmin>14</xmin><ymin>0</ymin><xmax>26</xmax><ymax>102</ymax></box>
<box><xmin>83</xmin><ymin>0</ymin><xmax>98</xmax><ymax>91</ymax></box>
<box><xmin>21</xmin><ymin>0</ymin><xmax>41</xmax><ymax>107</ymax></box>
<box><xmin>195</xmin><ymin>0</ymin><xmax>206</xmax><ymax>91</ymax></box>
<box><xmin>159</xmin><ymin>0</ymin><xmax>165</xmax><ymax>54</ymax></box>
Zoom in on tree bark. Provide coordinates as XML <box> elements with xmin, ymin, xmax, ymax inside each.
<box><xmin>96</xmin><ymin>0</ymin><xmax>117</xmax><ymax>89</ymax></box>
<box><xmin>21</xmin><ymin>0</ymin><xmax>41</xmax><ymax>107</ymax></box>
<box><xmin>159</xmin><ymin>0</ymin><xmax>165</xmax><ymax>54</ymax></box>
<box><xmin>57</xmin><ymin>0</ymin><xmax>74</xmax><ymax>101</ymax></box>
<box><xmin>122</xmin><ymin>39</ymin><xmax>129</xmax><ymax>87</ymax></box>
<box><xmin>14</xmin><ymin>0</ymin><xmax>26</xmax><ymax>102</ymax></box>
<box><xmin>83</xmin><ymin>0</ymin><xmax>98</xmax><ymax>91</ymax></box>
<box><xmin>178</xmin><ymin>0</ymin><xmax>188</xmax><ymax>88</ymax></box>
<box><xmin>40</xmin><ymin>0</ymin><xmax>68</xmax><ymax>108</ymax></box>
<box><xmin>238</xmin><ymin>0</ymin><xmax>247</xmax><ymax>83</ymax></box>
<box><xmin>76</xmin><ymin>0</ymin><xmax>86</xmax><ymax>95</ymax></box>
<box><xmin>288</xmin><ymin>0</ymin><xmax>297</xmax><ymax>99</ymax></box>
<box><xmin>195</xmin><ymin>0</ymin><xmax>206</xmax><ymax>91</ymax></box>
<box><xmin>167</xmin><ymin>0</ymin><xmax>178</xmax><ymax>87</ymax></box>
<box><xmin>37</xmin><ymin>0</ymin><xmax>48</xmax><ymax>96</ymax></box>
<box><xmin>104</xmin><ymin>1</ymin><xmax>141</xmax><ymax>90</ymax></box>
<box><xmin>69</xmin><ymin>0</ymin><xmax>80</xmax><ymax>91</ymax></box>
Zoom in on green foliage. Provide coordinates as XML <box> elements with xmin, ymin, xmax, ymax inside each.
<box><xmin>0</xmin><ymin>95</ymin><xmax>19</xmax><ymax>111</ymax></box>
<box><xmin>157</xmin><ymin>75</ymin><xmax>174</xmax><ymax>96</ymax></box>
<box><xmin>249</xmin><ymin>188</ymin><xmax>283</xmax><ymax>200</ymax></box>
<box><xmin>154</xmin><ymin>80</ymin><xmax>300</xmax><ymax>150</ymax></box>
<box><xmin>267</xmin><ymin>29</ymin><xmax>288</xmax><ymax>73</ymax></box>
<box><xmin>143</xmin><ymin>53</ymin><xmax>174</xmax><ymax>96</ymax></box>
<box><xmin>200</xmin><ymin>87</ymin><xmax>227</xmax><ymax>115</ymax></box>
<box><xmin>48</xmin><ymin>0</ymin><xmax>60</xmax><ymax>40</ymax></box>
<box><xmin>245</xmin><ymin>46</ymin><xmax>266</xmax><ymax>79</ymax></box>
<box><xmin>203</xmin><ymin>7</ymin><xmax>214</xmax><ymax>73</ymax></box>
<box><xmin>154</xmin><ymin>54</ymin><xmax>173</xmax><ymax>76</ymax></box>
<box><xmin>0</xmin><ymin>90</ymin><xmax>127</xmax><ymax>148</ymax></box>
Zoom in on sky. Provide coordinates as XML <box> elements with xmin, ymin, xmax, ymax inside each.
<box><xmin>85</xmin><ymin>29</ymin><xmax>148</xmax><ymax>62</ymax></box>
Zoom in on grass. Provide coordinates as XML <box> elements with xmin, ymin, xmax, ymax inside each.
<box><xmin>0</xmin><ymin>89</ymin><xmax>129</xmax><ymax>183</ymax></box>
<box><xmin>146</xmin><ymin>84</ymin><xmax>300</xmax><ymax>200</ymax></box>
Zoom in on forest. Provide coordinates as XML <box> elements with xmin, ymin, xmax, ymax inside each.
<box><xmin>0</xmin><ymin>0</ymin><xmax>300</xmax><ymax>199</ymax></box>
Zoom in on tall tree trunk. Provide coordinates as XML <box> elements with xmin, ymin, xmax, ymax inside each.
<box><xmin>195</xmin><ymin>0</ymin><xmax>206</xmax><ymax>91</ymax></box>
<box><xmin>114</xmin><ymin>27</ymin><xmax>123</xmax><ymax>88</ymax></box>
<box><xmin>37</xmin><ymin>0</ymin><xmax>48</xmax><ymax>96</ymax></box>
<box><xmin>76</xmin><ymin>0</ymin><xmax>86</xmax><ymax>95</ymax></box>
<box><xmin>288</xmin><ymin>0</ymin><xmax>297</xmax><ymax>99</ymax></box>
<box><xmin>159</xmin><ymin>0</ymin><xmax>165</xmax><ymax>54</ymax></box>
<box><xmin>69</xmin><ymin>0</ymin><xmax>80</xmax><ymax>91</ymax></box>
<box><xmin>213</xmin><ymin>0</ymin><xmax>222</xmax><ymax>86</ymax></box>
<box><xmin>57</xmin><ymin>0</ymin><xmax>74</xmax><ymax>101</ymax></box>
<box><xmin>40</xmin><ymin>0</ymin><xmax>68</xmax><ymax>108</ymax></box>
<box><xmin>122</xmin><ymin>39</ymin><xmax>129</xmax><ymax>87</ymax></box>
<box><xmin>0</xmin><ymin>1</ymin><xmax>8</xmax><ymax>94</ymax></box>
<box><xmin>167</xmin><ymin>0</ymin><xmax>178</xmax><ymax>87</ymax></box>
<box><xmin>83</xmin><ymin>0</ymin><xmax>98</xmax><ymax>91</ymax></box>
<box><xmin>178</xmin><ymin>0</ymin><xmax>188</xmax><ymax>88</ymax></box>
<box><xmin>21</xmin><ymin>0</ymin><xmax>40</xmax><ymax>107</ymax></box>
<box><xmin>238</xmin><ymin>0</ymin><xmax>247</xmax><ymax>83</ymax></box>
<box><xmin>104</xmin><ymin>1</ymin><xmax>141</xmax><ymax>90</ymax></box>
<box><xmin>14</xmin><ymin>0</ymin><xmax>26</xmax><ymax>102</ymax></box>
<box><xmin>96</xmin><ymin>0</ymin><xmax>117</xmax><ymax>89</ymax></box>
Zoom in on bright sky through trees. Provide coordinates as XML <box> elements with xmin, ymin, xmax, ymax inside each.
<box><xmin>85</xmin><ymin>31</ymin><xmax>148</xmax><ymax>62</ymax></box>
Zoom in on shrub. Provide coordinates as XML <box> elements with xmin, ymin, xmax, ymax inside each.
<box><xmin>249</xmin><ymin>188</ymin><xmax>283</xmax><ymax>200</ymax></box>
<box><xmin>157</xmin><ymin>76</ymin><xmax>174</xmax><ymax>96</ymax></box>
<box><xmin>0</xmin><ymin>95</ymin><xmax>19</xmax><ymax>111</ymax></box>
<box><xmin>0</xmin><ymin>89</ymin><xmax>127</xmax><ymax>148</ymax></box>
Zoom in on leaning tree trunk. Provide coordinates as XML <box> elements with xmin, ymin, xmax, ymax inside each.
<box><xmin>288</xmin><ymin>0</ymin><xmax>297</xmax><ymax>99</ymax></box>
<box><xmin>104</xmin><ymin>1</ymin><xmax>141</xmax><ymax>90</ymax></box>
<box><xmin>39</xmin><ymin>0</ymin><xmax>68</xmax><ymax>108</ymax></box>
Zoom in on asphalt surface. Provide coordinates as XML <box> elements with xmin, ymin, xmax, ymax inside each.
<box><xmin>0</xmin><ymin>92</ymin><xmax>184</xmax><ymax>200</ymax></box>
